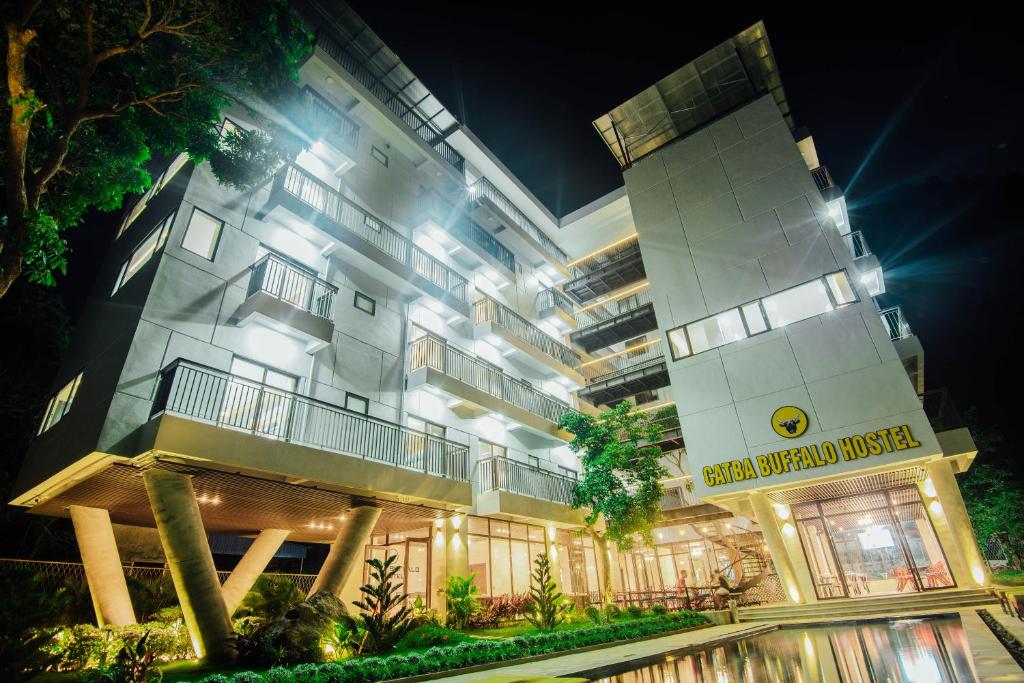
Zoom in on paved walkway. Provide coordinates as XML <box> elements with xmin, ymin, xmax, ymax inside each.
<box><xmin>959</xmin><ymin>608</ymin><xmax>1024</xmax><ymax>682</ymax></box>
<box><xmin>432</xmin><ymin>623</ymin><xmax>775</xmax><ymax>682</ymax></box>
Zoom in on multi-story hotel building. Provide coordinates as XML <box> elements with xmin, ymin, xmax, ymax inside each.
<box><xmin>10</xmin><ymin>0</ymin><xmax>990</xmax><ymax>657</ymax></box>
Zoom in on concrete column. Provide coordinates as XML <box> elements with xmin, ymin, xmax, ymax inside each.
<box><xmin>220</xmin><ymin>529</ymin><xmax>290</xmax><ymax>616</ymax></box>
<box><xmin>430</xmin><ymin>521</ymin><xmax>446</xmax><ymax>619</ymax></box>
<box><xmin>926</xmin><ymin>459</ymin><xmax>990</xmax><ymax>587</ymax></box>
<box><xmin>143</xmin><ymin>470</ymin><xmax>235</xmax><ymax>665</ymax></box>
<box><xmin>438</xmin><ymin>514</ymin><xmax>469</xmax><ymax>616</ymax></box>
<box><xmin>69</xmin><ymin>505</ymin><xmax>137</xmax><ymax>627</ymax></box>
<box><xmin>309</xmin><ymin>506</ymin><xmax>381</xmax><ymax>597</ymax></box>
<box><xmin>591</xmin><ymin>530</ymin><xmax>613</xmax><ymax>604</ymax></box>
<box><xmin>749</xmin><ymin>493</ymin><xmax>815</xmax><ymax>603</ymax></box>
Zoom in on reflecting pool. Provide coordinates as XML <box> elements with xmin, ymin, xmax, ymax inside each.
<box><xmin>588</xmin><ymin>617</ymin><xmax>977</xmax><ymax>682</ymax></box>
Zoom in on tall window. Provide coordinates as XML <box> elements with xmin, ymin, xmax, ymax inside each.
<box><xmin>466</xmin><ymin>516</ymin><xmax>546</xmax><ymax>597</ymax></box>
<box><xmin>112</xmin><ymin>212</ymin><xmax>175</xmax><ymax>295</ymax></box>
<box><xmin>479</xmin><ymin>440</ymin><xmax>507</xmax><ymax>459</ymax></box>
<box><xmin>116</xmin><ymin>154</ymin><xmax>189</xmax><ymax>239</ymax></box>
<box><xmin>220</xmin><ymin>358</ymin><xmax>298</xmax><ymax>437</ymax></box>
<box><xmin>38</xmin><ymin>373</ymin><xmax>83</xmax><ymax>434</ymax></box>
<box><xmin>181</xmin><ymin>208</ymin><xmax>223</xmax><ymax>260</ymax></box>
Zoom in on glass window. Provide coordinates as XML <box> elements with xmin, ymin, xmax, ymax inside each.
<box><xmin>371</xmin><ymin>146</ymin><xmax>389</xmax><ymax>167</ymax></box>
<box><xmin>741</xmin><ymin>302</ymin><xmax>768</xmax><ymax>335</ymax></box>
<box><xmin>467</xmin><ymin>516</ymin><xmax>489</xmax><ymax>536</ymax></box>
<box><xmin>528</xmin><ymin>455</ymin><xmax>540</xmax><ymax>469</ymax></box>
<box><xmin>667</xmin><ymin>328</ymin><xmax>690</xmax><ymax>359</ymax></box>
<box><xmin>354</xmin><ymin>291</ymin><xmax>376</xmax><ymax>315</ymax></box>
<box><xmin>825</xmin><ymin>270</ymin><xmax>857</xmax><ymax>305</ymax></box>
<box><xmin>686</xmin><ymin>308</ymin><xmax>746</xmax><ymax>354</ymax></box>
<box><xmin>223</xmin><ymin>358</ymin><xmax>298</xmax><ymax>437</ymax></box>
<box><xmin>511</xmin><ymin>540</ymin><xmax>531</xmax><ymax>594</ymax></box>
<box><xmin>181</xmin><ymin>208</ymin><xmax>223</xmax><ymax>260</ymax></box>
<box><xmin>116</xmin><ymin>154</ymin><xmax>189</xmax><ymax>238</ymax></box>
<box><xmin>490</xmin><ymin>538</ymin><xmax>512</xmax><ymax>596</ymax></box>
<box><xmin>112</xmin><ymin>212</ymin><xmax>174</xmax><ymax>294</ymax></box>
<box><xmin>408</xmin><ymin>416</ymin><xmax>444</xmax><ymax>437</ymax></box>
<box><xmin>479</xmin><ymin>440</ymin><xmax>507</xmax><ymax>459</ymax></box>
<box><xmin>345</xmin><ymin>393</ymin><xmax>369</xmax><ymax>415</ymax></box>
<box><xmin>38</xmin><ymin>372</ymin><xmax>83</xmax><ymax>434</ymax></box>
<box><xmin>467</xmin><ymin>534</ymin><xmax>489</xmax><ymax>595</ymax></box>
<box><xmin>528</xmin><ymin>526</ymin><xmax>545</xmax><ymax>543</ymax></box>
<box><xmin>762</xmin><ymin>279</ymin><xmax>833</xmax><ymax>328</ymax></box>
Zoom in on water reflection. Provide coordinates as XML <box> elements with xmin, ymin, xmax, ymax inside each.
<box><xmin>591</xmin><ymin>618</ymin><xmax>977</xmax><ymax>682</ymax></box>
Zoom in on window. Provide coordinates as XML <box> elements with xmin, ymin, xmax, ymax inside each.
<box><xmin>527</xmin><ymin>455</ymin><xmax>540</xmax><ymax>469</ymax></box>
<box><xmin>559</xmin><ymin>466</ymin><xmax>578</xmax><ymax>479</ymax></box>
<box><xmin>117</xmin><ymin>154</ymin><xmax>189</xmax><ymax>239</ymax></box>
<box><xmin>181</xmin><ymin>208</ymin><xmax>223</xmax><ymax>260</ymax></box>
<box><xmin>38</xmin><ymin>372</ymin><xmax>83</xmax><ymax>434</ymax></box>
<box><xmin>479</xmin><ymin>440</ymin><xmax>507</xmax><ymax>459</ymax></box>
<box><xmin>354</xmin><ymin>291</ymin><xmax>376</xmax><ymax>315</ymax></box>
<box><xmin>408</xmin><ymin>416</ymin><xmax>444</xmax><ymax>438</ymax></box>
<box><xmin>371</xmin><ymin>146</ymin><xmax>389</xmax><ymax>167</ymax></box>
<box><xmin>222</xmin><ymin>358</ymin><xmax>298</xmax><ymax>437</ymax></box>
<box><xmin>467</xmin><ymin>516</ymin><xmax>547</xmax><ymax>597</ymax></box>
<box><xmin>345</xmin><ymin>393</ymin><xmax>369</xmax><ymax>415</ymax></box>
<box><xmin>666</xmin><ymin>271</ymin><xmax>858</xmax><ymax>360</ymax></box>
<box><xmin>112</xmin><ymin>212</ymin><xmax>175</xmax><ymax>295</ymax></box>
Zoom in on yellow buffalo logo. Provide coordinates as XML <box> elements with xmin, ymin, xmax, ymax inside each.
<box><xmin>771</xmin><ymin>406</ymin><xmax>808</xmax><ymax>438</ymax></box>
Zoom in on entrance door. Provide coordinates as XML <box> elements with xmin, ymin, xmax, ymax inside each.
<box><xmin>826</xmin><ymin>503</ymin><xmax>919</xmax><ymax>596</ymax></box>
<box><xmin>363</xmin><ymin>540</ymin><xmax>431</xmax><ymax>607</ymax></box>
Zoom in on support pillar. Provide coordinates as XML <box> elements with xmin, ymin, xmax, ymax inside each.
<box><xmin>926</xmin><ymin>459</ymin><xmax>990</xmax><ymax>587</ymax></box>
<box><xmin>591</xmin><ymin>529</ymin><xmax>613</xmax><ymax>605</ymax></box>
<box><xmin>309</xmin><ymin>506</ymin><xmax>381</xmax><ymax>597</ymax></box>
<box><xmin>220</xmin><ymin>529</ymin><xmax>290</xmax><ymax>615</ymax></box>
<box><xmin>543</xmin><ymin>526</ymin><xmax>565</xmax><ymax>595</ymax></box>
<box><xmin>143</xmin><ymin>470</ymin><xmax>235</xmax><ymax>665</ymax></box>
<box><xmin>749</xmin><ymin>493</ymin><xmax>816</xmax><ymax>603</ymax></box>
<box><xmin>438</xmin><ymin>514</ymin><xmax>469</xmax><ymax>617</ymax></box>
<box><xmin>69</xmin><ymin>505</ymin><xmax>137</xmax><ymax>627</ymax></box>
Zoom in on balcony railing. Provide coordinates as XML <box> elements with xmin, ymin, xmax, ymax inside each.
<box><xmin>479</xmin><ymin>455</ymin><xmax>577</xmax><ymax>505</ymax></box>
<box><xmin>151</xmin><ymin>359</ymin><xmax>469</xmax><ymax>480</ymax></box>
<box><xmin>314</xmin><ymin>31</ymin><xmax>465</xmax><ymax>176</ymax></box>
<box><xmin>920</xmin><ymin>388</ymin><xmax>964</xmax><ymax>433</ymax></box>
<box><xmin>274</xmin><ymin>164</ymin><xmax>468</xmax><ymax>303</ymax></box>
<box><xmin>660</xmin><ymin>484</ymin><xmax>701</xmax><ymax>511</ymax></box>
<box><xmin>474</xmin><ymin>297</ymin><xmax>580</xmax><ymax>369</ymax></box>
<box><xmin>408</xmin><ymin>334</ymin><xmax>574</xmax><ymax>425</ymax></box>
<box><xmin>568</xmin><ymin>236</ymin><xmax>640</xmax><ymax>279</ymax></box>
<box><xmin>422</xmin><ymin>192</ymin><xmax>515</xmax><ymax>273</ymax></box>
<box><xmin>843</xmin><ymin>230</ymin><xmax>871</xmax><ymax>259</ymax></box>
<box><xmin>247</xmin><ymin>254</ymin><xmax>338</xmax><ymax>320</ymax></box>
<box><xmin>299</xmin><ymin>86</ymin><xmax>359</xmax><ymax>148</ymax></box>
<box><xmin>467</xmin><ymin>176</ymin><xmax>568</xmax><ymax>266</ymax></box>
<box><xmin>580</xmin><ymin>339</ymin><xmax>665</xmax><ymax>382</ymax></box>
<box><xmin>879</xmin><ymin>306</ymin><xmax>912</xmax><ymax>341</ymax></box>
<box><xmin>574</xmin><ymin>288</ymin><xmax>653</xmax><ymax>329</ymax></box>
<box><xmin>811</xmin><ymin>166</ymin><xmax>834</xmax><ymax>191</ymax></box>
<box><xmin>537</xmin><ymin>287</ymin><xmax>577</xmax><ymax>319</ymax></box>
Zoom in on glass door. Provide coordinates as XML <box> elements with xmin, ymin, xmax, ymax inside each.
<box><xmin>889</xmin><ymin>488</ymin><xmax>955</xmax><ymax>591</ymax></box>
<box><xmin>222</xmin><ymin>357</ymin><xmax>298</xmax><ymax>438</ymax></box>
<box><xmin>826</xmin><ymin>504</ymin><xmax>919</xmax><ymax>596</ymax></box>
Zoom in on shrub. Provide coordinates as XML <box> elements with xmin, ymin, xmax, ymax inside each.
<box><xmin>264</xmin><ymin>666</ymin><xmax>298</xmax><ymax>683</ymax></box>
<box><xmin>236</xmin><ymin>576</ymin><xmax>306</xmax><ymax>621</ymax></box>
<box><xmin>444</xmin><ymin>575</ymin><xmax>483</xmax><ymax>629</ymax></box>
<box><xmin>603</xmin><ymin>603</ymin><xmax>622</xmax><ymax>620</ymax></box>
<box><xmin>525</xmin><ymin>554</ymin><xmax>569</xmax><ymax>631</ymax></box>
<box><xmin>45</xmin><ymin>621</ymin><xmax>193</xmax><ymax>671</ymax></box>
<box><xmin>395</xmin><ymin>623</ymin><xmax>468</xmax><ymax>651</ymax></box>
<box><xmin>584</xmin><ymin>604</ymin><xmax>604</xmax><ymax>624</ymax></box>
<box><xmin>232</xmin><ymin>672</ymin><xmax>265</xmax><ymax>683</ymax></box>
<box><xmin>650</xmin><ymin>603</ymin><xmax>668</xmax><ymax>615</ymax></box>
<box><xmin>470</xmin><ymin>592</ymin><xmax>532</xmax><ymax>628</ymax></box>
<box><xmin>351</xmin><ymin>555</ymin><xmax>414</xmax><ymax>654</ymax></box>
<box><xmin>626</xmin><ymin>605</ymin><xmax>644</xmax><ymax>619</ymax></box>
<box><xmin>292</xmin><ymin>662</ymin><xmax>322</xmax><ymax>683</ymax></box>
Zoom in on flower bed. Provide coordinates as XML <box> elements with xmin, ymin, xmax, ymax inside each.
<box><xmin>196</xmin><ymin>611</ymin><xmax>710</xmax><ymax>683</ymax></box>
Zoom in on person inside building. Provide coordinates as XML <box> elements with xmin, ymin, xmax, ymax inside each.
<box><xmin>676</xmin><ymin>569</ymin><xmax>689</xmax><ymax>609</ymax></box>
<box><xmin>712</xmin><ymin>569</ymin><xmax>732</xmax><ymax>609</ymax></box>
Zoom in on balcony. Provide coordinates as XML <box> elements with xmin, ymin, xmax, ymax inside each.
<box><xmin>297</xmin><ymin>86</ymin><xmax>359</xmax><ymax>150</ymax></box>
<box><xmin>578</xmin><ymin>339</ymin><xmax>670</xmax><ymax>408</ymax></box>
<box><xmin>844</xmin><ymin>230</ymin><xmax>884</xmax><ymax>296</ymax></box>
<box><xmin>921</xmin><ymin>388</ymin><xmax>977</xmax><ymax>464</ymax></box>
<box><xmin>473</xmin><ymin>296</ymin><xmax>583</xmax><ymax>385</ymax></box>
<box><xmin>659</xmin><ymin>482</ymin><xmax>730</xmax><ymax>524</ymax></box>
<box><xmin>570</xmin><ymin>287</ymin><xmax>658</xmax><ymax>353</ymax></box>
<box><xmin>562</xmin><ymin>236</ymin><xmax>646</xmax><ymax>304</ymax></box>
<box><xmin>407</xmin><ymin>334</ymin><xmax>575</xmax><ymax>440</ymax></box>
<box><xmin>416</xmin><ymin>190</ymin><xmax>516</xmax><ymax>279</ymax></box>
<box><xmin>262</xmin><ymin>164</ymin><xmax>470</xmax><ymax>316</ymax></box>
<box><xmin>464</xmin><ymin>176</ymin><xmax>568</xmax><ymax>274</ymax></box>
<box><xmin>476</xmin><ymin>454</ymin><xmax>586</xmax><ymax>526</ymax></box>
<box><xmin>314</xmin><ymin>30</ymin><xmax>465</xmax><ymax>177</ymax></box>
<box><xmin>536</xmin><ymin>288</ymin><xmax>579</xmax><ymax>331</ymax></box>
<box><xmin>233</xmin><ymin>254</ymin><xmax>338</xmax><ymax>350</ymax></box>
<box><xmin>810</xmin><ymin>165</ymin><xmax>834</xmax><ymax>192</ymax></box>
<box><xmin>648</xmin><ymin>410</ymin><xmax>685</xmax><ymax>452</ymax></box>
<box><xmin>881</xmin><ymin>306</ymin><xmax>924</xmax><ymax>394</ymax></box>
<box><xmin>147</xmin><ymin>359</ymin><xmax>471</xmax><ymax>505</ymax></box>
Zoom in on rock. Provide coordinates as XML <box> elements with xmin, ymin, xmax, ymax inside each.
<box><xmin>241</xmin><ymin>591</ymin><xmax>347</xmax><ymax>664</ymax></box>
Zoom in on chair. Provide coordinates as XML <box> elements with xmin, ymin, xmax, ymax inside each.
<box><xmin>893</xmin><ymin>567</ymin><xmax>914</xmax><ymax>592</ymax></box>
<box><xmin>925</xmin><ymin>561</ymin><xmax>951</xmax><ymax>588</ymax></box>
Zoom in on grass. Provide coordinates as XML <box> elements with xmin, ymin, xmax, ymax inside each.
<box><xmin>466</xmin><ymin>619</ymin><xmax>589</xmax><ymax>639</ymax></box>
<box><xmin>993</xmin><ymin>569</ymin><xmax>1024</xmax><ymax>587</ymax></box>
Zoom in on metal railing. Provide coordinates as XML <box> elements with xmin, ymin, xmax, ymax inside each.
<box><xmin>408</xmin><ymin>334</ymin><xmax>575</xmax><ymax>425</ymax></box>
<box><xmin>152</xmin><ymin>359</ymin><xmax>469</xmax><ymax>480</ymax></box>
<box><xmin>580</xmin><ymin>339</ymin><xmax>665</xmax><ymax>381</ymax></box>
<box><xmin>536</xmin><ymin>287</ymin><xmax>577</xmax><ymax>319</ymax></box>
<box><xmin>467</xmin><ymin>176</ymin><xmax>567</xmax><ymax>265</ymax></box>
<box><xmin>247</xmin><ymin>254</ymin><xmax>338</xmax><ymax>320</ymax></box>
<box><xmin>423</xmin><ymin>192</ymin><xmax>515</xmax><ymax>273</ymax></box>
<box><xmin>299</xmin><ymin>86</ymin><xmax>359</xmax><ymax>148</ymax></box>
<box><xmin>811</xmin><ymin>165</ymin><xmax>834</xmax><ymax>191</ymax></box>
<box><xmin>275</xmin><ymin>164</ymin><xmax>468</xmax><ymax>303</ymax></box>
<box><xmin>879</xmin><ymin>306</ymin><xmax>912</xmax><ymax>341</ymax></box>
<box><xmin>568</xmin><ymin>235</ymin><xmax>640</xmax><ymax>279</ymax></box>
<box><xmin>478</xmin><ymin>455</ymin><xmax>577</xmax><ymax>505</ymax></box>
<box><xmin>574</xmin><ymin>288</ymin><xmax>653</xmax><ymax>329</ymax></box>
<box><xmin>660</xmin><ymin>484</ymin><xmax>701</xmax><ymax>511</ymax></box>
<box><xmin>843</xmin><ymin>230</ymin><xmax>871</xmax><ymax>259</ymax></box>
<box><xmin>314</xmin><ymin>31</ymin><xmax>465</xmax><ymax>176</ymax></box>
<box><xmin>474</xmin><ymin>297</ymin><xmax>580</xmax><ymax>369</ymax></box>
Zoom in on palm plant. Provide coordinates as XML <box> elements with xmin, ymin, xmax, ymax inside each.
<box><xmin>443</xmin><ymin>574</ymin><xmax>482</xmax><ymax>630</ymax></box>
<box><xmin>525</xmin><ymin>554</ymin><xmax>569</xmax><ymax>631</ymax></box>
<box><xmin>235</xmin><ymin>575</ymin><xmax>305</xmax><ymax>620</ymax></box>
<box><xmin>351</xmin><ymin>555</ymin><xmax>413</xmax><ymax>654</ymax></box>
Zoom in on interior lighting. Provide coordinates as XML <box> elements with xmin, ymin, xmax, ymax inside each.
<box><xmin>567</xmin><ymin>234</ymin><xmax>636</xmax><ymax>266</ymax></box>
<box><xmin>928</xmin><ymin>500</ymin><xmax>943</xmax><ymax>516</ymax></box>
<box><xmin>923</xmin><ymin>479</ymin><xmax>937</xmax><ymax>497</ymax></box>
<box><xmin>773</xmin><ymin>504</ymin><xmax>791</xmax><ymax>520</ymax></box>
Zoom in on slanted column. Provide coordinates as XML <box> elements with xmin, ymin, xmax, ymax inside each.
<box><xmin>926</xmin><ymin>459</ymin><xmax>990</xmax><ymax>587</ymax></box>
<box><xmin>221</xmin><ymin>529</ymin><xmax>291</xmax><ymax>616</ymax></box>
<box><xmin>750</xmin><ymin>493</ymin><xmax>815</xmax><ymax>604</ymax></box>
<box><xmin>143</xmin><ymin>469</ymin><xmax>236</xmax><ymax>665</ymax></box>
<box><xmin>69</xmin><ymin>505</ymin><xmax>136</xmax><ymax>627</ymax></box>
<box><xmin>310</xmin><ymin>506</ymin><xmax>381</xmax><ymax>597</ymax></box>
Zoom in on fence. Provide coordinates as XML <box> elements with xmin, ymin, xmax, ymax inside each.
<box><xmin>811</xmin><ymin>165</ymin><xmax>834</xmax><ymax>191</ymax></box>
<box><xmin>299</xmin><ymin>86</ymin><xmax>359</xmax><ymax>148</ymax></box>
<box><xmin>568</xmin><ymin>235</ymin><xmax>640</xmax><ymax>279</ymax></box>
<box><xmin>536</xmin><ymin>287</ymin><xmax>576</xmax><ymax>319</ymax></box>
<box><xmin>247</xmin><ymin>253</ymin><xmax>337</xmax><ymax>320</ymax></box>
<box><xmin>580</xmin><ymin>338</ymin><xmax>665</xmax><ymax>382</ymax></box>
<box><xmin>408</xmin><ymin>334</ymin><xmax>575</xmax><ymax>425</ymax></box>
<box><xmin>474</xmin><ymin>297</ymin><xmax>580</xmax><ymax>369</ymax></box>
<box><xmin>152</xmin><ymin>359</ymin><xmax>470</xmax><ymax>481</ymax></box>
<box><xmin>467</xmin><ymin>176</ymin><xmax>568</xmax><ymax>265</ymax></box>
<box><xmin>843</xmin><ymin>230</ymin><xmax>871</xmax><ymax>259</ymax></box>
<box><xmin>574</xmin><ymin>287</ymin><xmax>654</xmax><ymax>329</ymax></box>
<box><xmin>478</xmin><ymin>455</ymin><xmax>576</xmax><ymax>505</ymax></box>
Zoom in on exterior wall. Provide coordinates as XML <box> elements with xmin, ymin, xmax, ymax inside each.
<box><xmin>624</xmin><ymin>95</ymin><xmax>940</xmax><ymax>501</ymax></box>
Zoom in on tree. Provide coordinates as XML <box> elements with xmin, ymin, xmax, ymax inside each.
<box><xmin>0</xmin><ymin>0</ymin><xmax>313</xmax><ymax>298</ymax></box>
<box><xmin>559</xmin><ymin>402</ymin><xmax>668</xmax><ymax>603</ymax></box>
<box><xmin>442</xmin><ymin>574</ymin><xmax>481</xmax><ymax>630</ymax></box>
<box><xmin>349</xmin><ymin>554</ymin><xmax>414</xmax><ymax>654</ymax></box>
<box><xmin>525</xmin><ymin>553</ymin><xmax>568</xmax><ymax>631</ymax></box>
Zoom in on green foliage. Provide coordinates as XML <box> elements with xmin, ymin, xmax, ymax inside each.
<box><xmin>626</xmin><ymin>605</ymin><xmax>644</xmax><ymax>619</ymax></box>
<box><xmin>81</xmin><ymin>630</ymin><xmax>162</xmax><ymax>683</ymax></box>
<box><xmin>236</xmin><ymin>576</ymin><xmax>306</xmax><ymax>621</ymax></box>
<box><xmin>559</xmin><ymin>402</ymin><xmax>668</xmax><ymax>549</ymax></box>
<box><xmin>469</xmin><ymin>592</ymin><xmax>532</xmax><ymax>629</ymax></box>
<box><xmin>584</xmin><ymin>604</ymin><xmax>605</xmax><ymax>624</ymax></box>
<box><xmin>394</xmin><ymin>623</ymin><xmax>469</xmax><ymax>652</ymax></box>
<box><xmin>0</xmin><ymin>567</ymin><xmax>74</xmax><ymax>680</ymax></box>
<box><xmin>350</xmin><ymin>555</ymin><xmax>414</xmax><ymax>655</ymax></box>
<box><xmin>45</xmin><ymin>621</ymin><xmax>193</xmax><ymax>672</ymax></box>
<box><xmin>443</xmin><ymin>574</ymin><xmax>482</xmax><ymax>630</ymax></box>
<box><xmin>650</xmin><ymin>603</ymin><xmax>668</xmax><ymax>615</ymax></box>
<box><xmin>525</xmin><ymin>554</ymin><xmax>569</xmax><ymax>631</ymax></box>
<box><xmin>126</xmin><ymin>574</ymin><xmax>179</xmax><ymax>623</ymax></box>
<box><xmin>603</xmin><ymin>603</ymin><xmax>622</xmax><ymax>620</ymax></box>
<box><xmin>196</xmin><ymin>611</ymin><xmax>711</xmax><ymax>683</ymax></box>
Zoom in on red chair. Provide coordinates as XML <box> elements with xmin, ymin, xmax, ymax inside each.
<box><xmin>893</xmin><ymin>567</ymin><xmax>914</xmax><ymax>592</ymax></box>
<box><xmin>926</xmin><ymin>562</ymin><xmax>951</xmax><ymax>587</ymax></box>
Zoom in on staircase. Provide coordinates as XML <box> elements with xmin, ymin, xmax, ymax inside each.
<box><xmin>738</xmin><ymin>588</ymin><xmax>997</xmax><ymax>623</ymax></box>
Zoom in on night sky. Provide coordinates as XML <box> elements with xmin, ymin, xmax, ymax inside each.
<box><xmin>60</xmin><ymin>5</ymin><xmax>1023</xmax><ymax>463</ymax></box>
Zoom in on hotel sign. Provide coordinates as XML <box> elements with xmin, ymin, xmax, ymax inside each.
<box><xmin>701</xmin><ymin>423</ymin><xmax>922</xmax><ymax>489</ymax></box>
